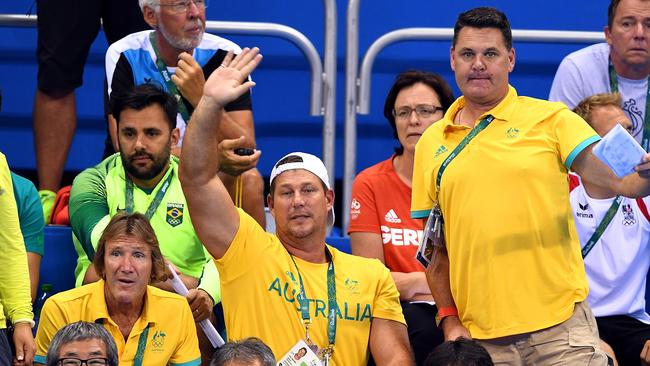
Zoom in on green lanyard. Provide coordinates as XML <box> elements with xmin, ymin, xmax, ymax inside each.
<box><xmin>581</xmin><ymin>196</ymin><xmax>623</xmax><ymax>258</ymax></box>
<box><xmin>435</xmin><ymin>115</ymin><xmax>495</xmax><ymax>194</ymax></box>
<box><xmin>608</xmin><ymin>63</ymin><xmax>650</xmax><ymax>151</ymax></box>
<box><xmin>149</xmin><ymin>32</ymin><xmax>191</xmax><ymax>122</ymax></box>
<box><xmin>133</xmin><ymin>325</ymin><xmax>150</xmax><ymax>366</ymax></box>
<box><xmin>289</xmin><ymin>247</ymin><xmax>337</xmax><ymax>357</ymax></box>
<box><xmin>125</xmin><ymin>171</ymin><xmax>174</xmax><ymax>219</ymax></box>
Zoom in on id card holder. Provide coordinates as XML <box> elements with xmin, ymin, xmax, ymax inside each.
<box><xmin>415</xmin><ymin>202</ymin><xmax>445</xmax><ymax>268</ymax></box>
<box><xmin>277</xmin><ymin>339</ymin><xmax>322</xmax><ymax>366</ymax></box>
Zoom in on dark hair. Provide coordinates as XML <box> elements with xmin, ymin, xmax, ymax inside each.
<box><xmin>608</xmin><ymin>0</ymin><xmax>620</xmax><ymax>29</ymax></box>
<box><xmin>453</xmin><ymin>7</ymin><xmax>512</xmax><ymax>50</ymax></box>
<box><xmin>111</xmin><ymin>83</ymin><xmax>177</xmax><ymax>131</ymax></box>
<box><xmin>424</xmin><ymin>338</ymin><xmax>494</xmax><ymax>366</ymax></box>
<box><xmin>210</xmin><ymin>338</ymin><xmax>276</xmax><ymax>366</ymax></box>
<box><xmin>45</xmin><ymin>321</ymin><xmax>119</xmax><ymax>366</ymax></box>
<box><xmin>93</xmin><ymin>212</ymin><xmax>171</xmax><ymax>283</ymax></box>
<box><xmin>383</xmin><ymin>70</ymin><xmax>455</xmax><ymax>155</ymax></box>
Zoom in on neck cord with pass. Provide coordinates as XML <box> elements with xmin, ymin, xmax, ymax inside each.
<box><xmin>288</xmin><ymin>247</ymin><xmax>337</xmax><ymax>363</ymax></box>
<box><xmin>581</xmin><ymin>195</ymin><xmax>623</xmax><ymax>258</ymax></box>
<box><xmin>149</xmin><ymin>32</ymin><xmax>191</xmax><ymax>122</ymax></box>
<box><xmin>608</xmin><ymin>62</ymin><xmax>650</xmax><ymax>151</ymax></box>
<box><xmin>125</xmin><ymin>170</ymin><xmax>174</xmax><ymax>218</ymax></box>
<box><xmin>430</xmin><ymin>114</ymin><xmax>495</xmax><ymax>235</ymax></box>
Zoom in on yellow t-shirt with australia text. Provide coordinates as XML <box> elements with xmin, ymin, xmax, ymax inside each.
<box><xmin>216</xmin><ymin>209</ymin><xmax>405</xmax><ymax>366</ymax></box>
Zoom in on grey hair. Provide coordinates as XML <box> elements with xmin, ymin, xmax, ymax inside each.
<box><xmin>45</xmin><ymin>321</ymin><xmax>119</xmax><ymax>366</ymax></box>
<box><xmin>211</xmin><ymin>338</ymin><xmax>276</xmax><ymax>366</ymax></box>
<box><xmin>139</xmin><ymin>0</ymin><xmax>160</xmax><ymax>12</ymax></box>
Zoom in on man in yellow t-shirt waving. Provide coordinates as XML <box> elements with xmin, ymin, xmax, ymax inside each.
<box><xmin>180</xmin><ymin>48</ymin><xmax>414</xmax><ymax>366</ymax></box>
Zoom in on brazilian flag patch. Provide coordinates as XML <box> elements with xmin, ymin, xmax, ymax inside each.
<box><xmin>166</xmin><ymin>203</ymin><xmax>184</xmax><ymax>227</ymax></box>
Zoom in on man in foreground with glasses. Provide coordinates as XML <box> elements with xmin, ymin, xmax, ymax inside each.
<box><xmin>45</xmin><ymin>321</ymin><xmax>118</xmax><ymax>366</ymax></box>
<box><xmin>105</xmin><ymin>0</ymin><xmax>266</xmax><ymax>228</ymax></box>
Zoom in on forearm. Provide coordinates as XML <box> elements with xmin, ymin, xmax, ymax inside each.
<box><xmin>427</xmin><ymin>246</ymin><xmax>456</xmax><ymax>308</ymax></box>
<box><xmin>181</xmin><ymin>96</ymin><xmax>224</xmax><ymax>185</ymax></box>
<box><xmin>27</xmin><ymin>253</ymin><xmax>41</xmax><ymax>303</ymax></box>
<box><xmin>391</xmin><ymin>272</ymin><xmax>432</xmax><ymax>301</ymax></box>
<box><xmin>218</xmin><ymin>110</ymin><xmax>256</xmax><ymax>147</ymax></box>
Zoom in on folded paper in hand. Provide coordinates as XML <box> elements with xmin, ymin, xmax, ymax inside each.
<box><xmin>592</xmin><ymin>124</ymin><xmax>646</xmax><ymax>178</ymax></box>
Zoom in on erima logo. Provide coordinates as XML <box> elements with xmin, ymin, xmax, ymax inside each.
<box><xmin>576</xmin><ymin>202</ymin><xmax>593</xmax><ymax>218</ymax></box>
<box><xmin>384</xmin><ymin>209</ymin><xmax>401</xmax><ymax>223</ymax></box>
<box><xmin>434</xmin><ymin>145</ymin><xmax>448</xmax><ymax>158</ymax></box>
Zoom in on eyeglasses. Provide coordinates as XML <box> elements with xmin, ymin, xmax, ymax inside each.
<box><xmin>57</xmin><ymin>358</ymin><xmax>109</xmax><ymax>366</ymax></box>
<box><xmin>159</xmin><ymin>0</ymin><xmax>208</xmax><ymax>14</ymax></box>
<box><xmin>393</xmin><ymin>105</ymin><xmax>444</xmax><ymax>121</ymax></box>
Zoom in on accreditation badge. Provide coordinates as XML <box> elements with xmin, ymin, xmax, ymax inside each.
<box><xmin>277</xmin><ymin>340</ymin><xmax>322</xmax><ymax>366</ymax></box>
<box><xmin>415</xmin><ymin>201</ymin><xmax>445</xmax><ymax>268</ymax></box>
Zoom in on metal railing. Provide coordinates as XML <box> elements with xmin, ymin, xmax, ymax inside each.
<box><xmin>342</xmin><ymin>0</ymin><xmax>606</xmax><ymax>234</ymax></box>
<box><xmin>0</xmin><ymin>11</ymin><xmax>339</xmax><ymax>180</ymax></box>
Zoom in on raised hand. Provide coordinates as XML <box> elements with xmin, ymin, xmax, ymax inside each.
<box><xmin>203</xmin><ymin>47</ymin><xmax>262</xmax><ymax>108</ymax></box>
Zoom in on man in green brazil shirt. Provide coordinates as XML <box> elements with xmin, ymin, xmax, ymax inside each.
<box><xmin>69</xmin><ymin>83</ymin><xmax>219</xmax><ymax>364</ymax></box>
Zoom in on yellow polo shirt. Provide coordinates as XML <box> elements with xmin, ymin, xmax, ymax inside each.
<box><xmin>34</xmin><ymin>280</ymin><xmax>200</xmax><ymax>365</ymax></box>
<box><xmin>411</xmin><ymin>86</ymin><xmax>598</xmax><ymax>339</ymax></box>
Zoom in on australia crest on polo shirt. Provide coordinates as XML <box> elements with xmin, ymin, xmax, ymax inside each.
<box><xmin>166</xmin><ymin>203</ymin><xmax>184</xmax><ymax>227</ymax></box>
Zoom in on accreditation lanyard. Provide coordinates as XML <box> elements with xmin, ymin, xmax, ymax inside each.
<box><xmin>435</xmin><ymin>115</ymin><xmax>495</xmax><ymax>195</ymax></box>
<box><xmin>581</xmin><ymin>196</ymin><xmax>623</xmax><ymax>258</ymax></box>
<box><xmin>149</xmin><ymin>32</ymin><xmax>191</xmax><ymax>122</ymax></box>
<box><xmin>608</xmin><ymin>63</ymin><xmax>650</xmax><ymax>151</ymax></box>
<box><xmin>125</xmin><ymin>172</ymin><xmax>174</xmax><ymax>219</ymax></box>
<box><xmin>133</xmin><ymin>325</ymin><xmax>150</xmax><ymax>366</ymax></box>
<box><xmin>289</xmin><ymin>248</ymin><xmax>337</xmax><ymax>360</ymax></box>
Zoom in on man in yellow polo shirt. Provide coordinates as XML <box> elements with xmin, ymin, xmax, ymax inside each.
<box><xmin>34</xmin><ymin>213</ymin><xmax>200</xmax><ymax>365</ymax></box>
<box><xmin>412</xmin><ymin>7</ymin><xmax>650</xmax><ymax>364</ymax></box>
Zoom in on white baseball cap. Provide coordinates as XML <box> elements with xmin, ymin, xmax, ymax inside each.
<box><xmin>269</xmin><ymin>152</ymin><xmax>335</xmax><ymax>227</ymax></box>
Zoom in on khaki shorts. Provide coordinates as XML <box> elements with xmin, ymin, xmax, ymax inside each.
<box><xmin>476</xmin><ymin>302</ymin><xmax>609</xmax><ymax>365</ymax></box>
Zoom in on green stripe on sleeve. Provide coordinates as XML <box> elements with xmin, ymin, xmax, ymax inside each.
<box><xmin>411</xmin><ymin>209</ymin><xmax>432</xmax><ymax>219</ymax></box>
<box><xmin>565</xmin><ymin>135</ymin><xmax>601</xmax><ymax>169</ymax></box>
<box><xmin>171</xmin><ymin>358</ymin><xmax>202</xmax><ymax>366</ymax></box>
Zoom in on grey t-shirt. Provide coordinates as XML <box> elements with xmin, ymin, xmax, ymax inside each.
<box><xmin>549</xmin><ymin>42</ymin><xmax>648</xmax><ymax>144</ymax></box>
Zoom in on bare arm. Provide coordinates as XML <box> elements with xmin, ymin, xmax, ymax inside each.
<box><xmin>369</xmin><ymin>318</ymin><xmax>414</xmax><ymax>366</ymax></box>
<box><xmin>350</xmin><ymin>232</ymin><xmax>431</xmax><ymax>301</ymax></box>
<box><xmin>572</xmin><ymin>144</ymin><xmax>650</xmax><ymax>198</ymax></box>
<box><xmin>425</xmin><ymin>229</ymin><xmax>471</xmax><ymax>340</ymax></box>
<box><xmin>27</xmin><ymin>253</ymin><xmax>41</xmax><ymax>303</ymax></box>
<box><xmin>179</xmin><ymin>48</ymin><xmax>262</xmax><ymax>260</ymax></box>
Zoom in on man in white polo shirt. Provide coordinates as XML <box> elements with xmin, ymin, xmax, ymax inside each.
<box><xmin>572</xmin><ymin>92</ymin><xmax>650</xmax><ymax>366</ymax></box>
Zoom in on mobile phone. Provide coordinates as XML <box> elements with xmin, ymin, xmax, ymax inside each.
<box><xmin>234</xmin><ymin>148</ymin><xmax>255</xmax><ymax>156</ymax></box>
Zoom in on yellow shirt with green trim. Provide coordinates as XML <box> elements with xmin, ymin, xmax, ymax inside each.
<box><xmin>411</xmin><ymin>86</ymin><xmax>598</xmax><ymax>339</ymax></box>
<box><xmin>0</xmin><ymin>152</ymin><xmax>33</xmax><ymax>329</ymax></box>
<box><xmin>34</xmin><ymin>280</ymin><xmax>200</xmax><ymax>365</ymax></box>
<box><xmin>216</xmin><ymin>209</ymin><xmax>405</xmax><ymax>366</ymax></box>
<box><xmin>69</xmin><ymin>154</ymin><xmax>220</xmax><ymax>302</ymax></box>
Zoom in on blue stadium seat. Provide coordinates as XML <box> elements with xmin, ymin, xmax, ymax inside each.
<box><xmin>41</xmin><ymin>226</ymin><xmax>77</xmax><ymax>295</ymax></box>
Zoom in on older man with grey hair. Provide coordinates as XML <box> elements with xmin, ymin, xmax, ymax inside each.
<box><xmin>45</xmin><ymin>321</ymin><xmax>118</xmax><ymax>366</ymax></box>
<box><xmin>104</xmin><ymin>0</ymin><xmax>266</xmax><ymax>228</ymax></box>
<box><xmin>210</xmin><ymin>338</ymin><xmax>275</xmax><ymax>366</ymax></box>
